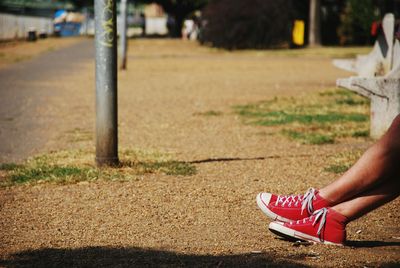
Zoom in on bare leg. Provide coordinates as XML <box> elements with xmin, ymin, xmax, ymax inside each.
<box><xmin>332</xmin><ymin>176</ymin><xmax>400</xmax><ymax>221</ymax></box>
<box><xmin>319</xmin><ymin>114</ymin><xmax>400</xmax><ymax>205</ymax></box>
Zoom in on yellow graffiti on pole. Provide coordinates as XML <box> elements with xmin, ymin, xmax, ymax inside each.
<box><xmin>101</xmin><ymin>0</ymin><xmax>114</xmax><ymax>47</ymax></box>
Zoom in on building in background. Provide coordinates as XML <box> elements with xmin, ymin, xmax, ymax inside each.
<box><xmin>143</xmin><ymin>3</ymin><xmax>167</xmax><ymax>36</ymax></box>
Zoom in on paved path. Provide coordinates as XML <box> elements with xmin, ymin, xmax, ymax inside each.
<box><xmin>0</xmin><ymin>39</ymin><xmax>93</xmax><ymax>162</ymax></box>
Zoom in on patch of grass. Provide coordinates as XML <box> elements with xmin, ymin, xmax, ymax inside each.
<box><xmin>335</xmin><ymin>98</ymin><xmax>367</xmax><ymax>106</ymax></box>
<box><xmin>324</xmin><ymin>150</ymin><xmax>363</xmax><ymax>174</ymax></box>
<box><xmin>194</xmin><ymin>110</ymin><xmax>223</xmax><ymax>116</ymax></box>
<box><xmin>233</xmin><ymin>88</ymin><xmax>370</xmax><ymax>144</ymax></box>
<box><xmin>0</xmin><ymin>149</ymin><xmax>196</xmax><ymax>187</ymax></box>
<box><xmin>123</xmin><ymin>160</ymin><xmax>196</xmax><ymax>176</ymax></box>
<box><xmin>122</xmin><ymin>148</ymin><xmax>171</xmax><ymax>162</ymax></box>
<box><xmin>250</xmin><ymin>112</ymin><xmax>367</xmax><ymax>126</ymax></box>
<box><xmin>281</xmin><ymin>130</ymin><xmax>334</xmax><ymax>145</ymax></box>
<box><xmin>324</xmin><ymin>164</ymin><xmax>349</xmax><ymax>174</ymax></box>
<box><xmin>10</xmin><ymin>165</ymin><xmax>94</xmax><ymax>184</ymax></box>
<box><xmin>0</xmin><ymin>163</ymin><xmax>23</xmax><ymax>171</ymax></box>
<box><xmin>352</xmin><ymin>130</ymin><xmax>369</xmax><ymax>137</ymax></box>
<box><xmin>318</xmin><ymin>89</ymin><xmax>353</xmax><ymax>96</ymax></box>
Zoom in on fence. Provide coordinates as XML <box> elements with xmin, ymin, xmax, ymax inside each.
<box><xmin>0</xmin><ymin>13</ymin><xmax>53</xmax><ymax>40</ymax></box>
<box><xmin>0</xmin><ymin>13</ymin><xmax>168</xmax><ymax>40</ymax></box>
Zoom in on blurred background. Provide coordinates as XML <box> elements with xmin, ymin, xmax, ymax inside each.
<box><xmin>1</xmin><ymin>0</ymin><xmax>399</xmax><ymax>48</ymax></box>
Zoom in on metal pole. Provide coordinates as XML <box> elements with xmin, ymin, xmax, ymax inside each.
<box><xmin>120</xmin><ymin>0</ymin><xmax>128</xmax><ymax>70</ymax></box>
<box><xmin>95</xmin><ymin>0</ymin><xmax>119</xmax><ymax>166</ymax></box>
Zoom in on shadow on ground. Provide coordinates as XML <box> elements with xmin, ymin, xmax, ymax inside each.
<box><xmin>346</xmin><ymin>240</ymin><xmax>400</xmax><ymax>248</ymax></box>
<box><xmin>0</xmin><ymin>246</ymin><xmax>309</xmax><ymax>267</ymax></box>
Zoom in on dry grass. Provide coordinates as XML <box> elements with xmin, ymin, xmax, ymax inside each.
<box><xmin>193</xmin><ymin>110</ymin><xmax>223</xmax><ymax>116</ymax></box>
<box><xmin>0</xmin><ymin>149</ymin><xmax>196</xmax><ymax>186</ymax></box>
<box><xmin>234</xmin><ymin>88</ymin><xmax>370</xmax><ymax>144</ymax></box>
<box><xmin>64</xmin><ymin>128</ymin><xmax>93</xmax><ymax>143</ymax></box>
<box><xmin>241</xmin><ymin>46</ymin><xmax>373</xmax><ymax>58</ymax></box>
<box><xmin>324</xmin><ymin>150</ymin><xmax>364</xmax><ymax>174</ymax></box>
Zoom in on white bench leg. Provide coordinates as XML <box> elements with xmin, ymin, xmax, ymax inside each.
<box><xmin>337</xmin><ymin>77</ymin><xmax>400</xmax><ymax>138</ymax></box>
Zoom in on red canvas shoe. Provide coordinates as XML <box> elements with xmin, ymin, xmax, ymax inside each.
<box><xmin>256</xmin><ymin>188</ymin><xmax>331</xmax><ymax>222</ymax></box>
<box><xmin>268</xmin><ymin>208</ymin><xmax>348</xmax><ymax>246</ymax></box>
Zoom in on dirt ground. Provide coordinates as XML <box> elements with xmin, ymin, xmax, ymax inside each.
<box><xmin>0</xmin><ymin>39</ymin><xmax>399</xmax><ymax>267</ymax></box>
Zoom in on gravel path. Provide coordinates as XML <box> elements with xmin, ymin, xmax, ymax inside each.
<box><xmin>0</xmin><ymin>39</ymin><xmax>399</xmax><ymax>267</ymax></box>
<box><xmin>0</xmin><ymin>39</ymin><xmax>93</xmax><ymax>162</ymax></box>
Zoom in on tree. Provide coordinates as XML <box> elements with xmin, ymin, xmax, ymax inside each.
<box><xmin>71</xmin><ymin>0</ymin><xmax>94</xmax><ymax>9</ymax></box>
<box><xmin>139</xmin><ymin>0</ymin><xmax>209</xmax><ymax>37</ymax></box>
<box><xmin>337</xmin><ymin>0</ymin><xmax>377</xmax><ymax>45</ymax></box>
<box><xmin>201</xmin><ymin>0</ymin><xmax>292</xmax><ymax>50</ymax></box>
<box><xmin>308</xmin><ymin>0</ymin><xmax>321</xmax><ymax>46</ymax></box>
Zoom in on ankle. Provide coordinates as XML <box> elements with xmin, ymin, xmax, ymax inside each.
<box><xmin>313</xmin><ymin>192</ymin><xmax>333</xmax><ymax>210</ymax></box>
<box><xmin>318</xmin><ymin>190</ymin><xmax>337</xmax><ymax>206</ymax></box>
<box><xmin>329</xmin><ymin>207</ymin><xmax>350</xmax><ymax>225</ymax></box>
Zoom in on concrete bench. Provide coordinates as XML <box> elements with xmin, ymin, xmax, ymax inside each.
<box><xmin>333</xmin><ymin>13</ymin><xmax>400</xmax><ymax>138</ymax></box>
<box><xmin>333</xmin><ymin>14</ymin><xmax>398</xmax><ymax>77</ymax></box>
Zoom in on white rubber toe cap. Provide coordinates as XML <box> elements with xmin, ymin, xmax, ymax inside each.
<box><xmin>256</xmin><ymin>192</ymin><xmax>290</xmax><ymax>222</ymax></box>
<box><xmin>256</xmin><ymin>192</ymin><xmax>272</xmax><ymax>207</ymax></box>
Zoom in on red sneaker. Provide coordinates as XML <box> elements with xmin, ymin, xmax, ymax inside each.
<box><xmin>256</xmin><ymin>188</ymin><xmax>331</xmax><ymax>222</ymax></box>
<box><xmin>268</xmin><ymin>208</ymin><xmax>348</xmax><ymax>246</ymax></box>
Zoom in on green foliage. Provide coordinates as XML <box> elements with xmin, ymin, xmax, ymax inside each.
<box><xmin>337</xmin><ymin>0</ymin><xmax>378</xmax><ymax>45</ymax></box>
<box><xmin>234</xmin><ymin>88</ymin><xmax>370</xmax><ymax>144</ymax></box>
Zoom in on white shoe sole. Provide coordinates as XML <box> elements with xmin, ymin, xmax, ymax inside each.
<box><xmin>268</xmin><ymin>221</ymin><xmax>343</xmax><ymax>246</ymax></box>
<box><xmin>256</xmin><ymin>193</ymin><xmax>290</xmax><ymax>223</ymax></box>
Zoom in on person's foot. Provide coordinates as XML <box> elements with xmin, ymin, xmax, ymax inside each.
<box><xmin>268</xmin><ymin>208</ymin><xmax>347</xmax><ymax>246</ymax></box>
<box><xmin>256</xmin><ymin>188</ymin><xmax>331</xmax><ymax>222</ymax></box>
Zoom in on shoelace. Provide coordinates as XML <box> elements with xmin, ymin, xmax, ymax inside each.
<box><xmin>312</xmin><ymin>208</ymin><xmax>328</xmax><ymax>237</ymax></box>
<box><xmin>275</xmin><ymin>188</ymin><xmax>317</xmax><ymax>215</ymax></box>
<box><xmin>275</xmin><ymin>194</ymin><xmax>302</xmax><ymax>207</ymax></box>
<box><xmin>292</xmin><ymin>208</ymin><xmax>328</xmax><ymax>238</ymax></box>
<box><xmin>301</xmin><ymin>188</ymin><xmax>317</xmax><ymax>215</ymax></box>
